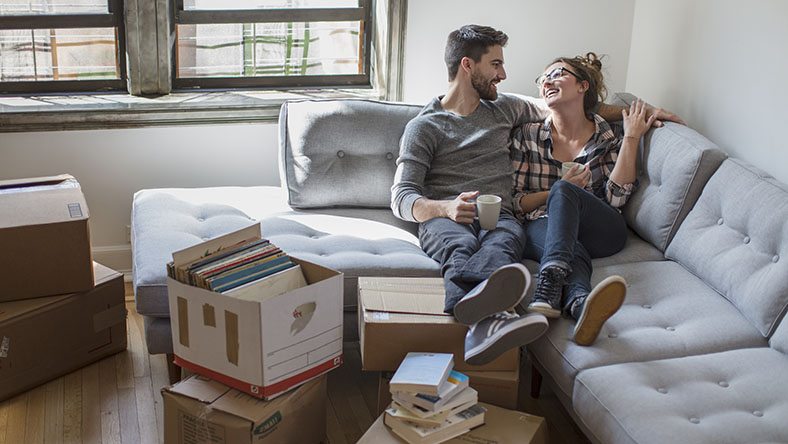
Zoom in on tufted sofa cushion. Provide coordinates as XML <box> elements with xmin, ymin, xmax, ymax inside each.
<box><xmin>527</xmin><ymin>260</ymin><xmax>767</xmax><ymax>399</ymax></box>
<box><xmin>666</xmin><ymin>158</ymin><xmax>788</xmax><ymax>337</ymax></box>
<box><xmin>279</xmin><ymin>98</ymin><xmax>422</xmax><ymax>209</ymax></box>
<box><xmin>573</xmin><ymin>347</ymin><xmax>788</xmax><ymax>444</ymax></box>
<box><xmin>770</xmin><ymin>315</ymin><xmax>788</xmax><ymax>354</ymax></box>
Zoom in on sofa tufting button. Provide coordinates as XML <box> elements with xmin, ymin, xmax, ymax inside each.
<box><xmin>608</xmin><ymin>333</ymin><xmax>617</xmax><ymax>339</ymax></box>
<box><xmin>718</xmin><ymin>381</ymin><xmax>729</xmax><ymax>388</ymax></box>
<box><xmin>774</xmin><ymin>255</ymin><xmax>780</xmax><ymax>263</ymax></box>
<box><xmin>197</xmin><ymin>217</ymin><xmax>205</xmax><ymax>222</ymax></box>
<box><xmin>643</xmin><ymin>304</ymin><xmax>652</xmax><ymax>309</ymax></box>
<box><xmin>386</xmin><ymin>152</ymin><xmax>394</xmax><ymax>160</ymax></box>
<box><xmin>717</xmin><ymin>218</ymin><xmax>724</xmax><ymax>225</ymax></box>
<box><xmin>337</xmin><ymin>150</ymin><xmax>345</xmax><ymax>158</ymax></box>
<box><xmin>743</xmin><ymin>236</ymin><xmax>751</xmax><ymax>244</ymax></box>
<box><xmin>753</xmin><ymin>411</ymin><xmax>763</xmax><ymax>417</ymax></box>
<box><xmin>657</xmin><ymin>387</ymin><xmax>667</xmax><ymax>394</ymax></box>
<box><xmin>202</xmin><ymin>236</ymin><xmax>210</xmax><ymax>241</ymax></box>
<box><xmin>689</xmin><ymin>417</ymin><xmax>700</xmax><ymax>424</ymax></box>
<box><xmin>666</xmin><ymin>326</ymin><xmax>675</xmax><ymax>332</ymax></box>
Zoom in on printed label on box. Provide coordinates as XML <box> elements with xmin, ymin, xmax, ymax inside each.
<box><xmin>178</xmin><ymin>410</ymin><xmax>226</xmax><ymax>444</ymax></box>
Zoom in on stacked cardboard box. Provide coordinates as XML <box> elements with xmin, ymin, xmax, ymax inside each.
<box><xmin>0</xmin><ymin>174</ymin><xmax>127</xmax><ymax>401</ymax></box>
<box><xmin>167</xmin><ymin>223</ymin><xmax>345</xmax><ymax>400</ymax></box>
<box><xmin>162</xmin><ymin>373</ymin><xmax>328</xmax><ymax>444</ymax></box>
<box><xmin>358</xmin><ymin>277</ymin><xmax>522</xmax><ymax>411</ymax></box>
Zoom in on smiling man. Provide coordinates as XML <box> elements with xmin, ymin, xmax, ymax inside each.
<box><xmin>390</xmin><ymin>25</ymin><xmax>551</xmax><ymax>366</ymax></box>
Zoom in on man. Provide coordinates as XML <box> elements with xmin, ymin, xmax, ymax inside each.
<box><xmin>391</xmin><ymin>24</ymin><xmax>679</xmax><ymax>365</ymax></box>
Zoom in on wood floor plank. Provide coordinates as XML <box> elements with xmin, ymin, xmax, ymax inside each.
<box><xmin>44</xmin><ymin>378</ymin><xmax>65</xmax><ymax>444</ymax></box>
<box><xmin>133</xmin><ymin>376</ymin><xmax>158</xmax><ymax>444</ymax></box>
<box><xmin>24</xmin><ymin>384</ymin><xmax>46</xmax><ymax>444</ymax></box>
<box><xmin>117</xmin><ymin>388</ymin><xmax>140</xmax><ymax>444</ymax></box>
<box><xmin>115</xmin><ymin>345</ymin><xmax>135</xmax><ymax>390</ymax></box>
<box><xmin>81</xmin><ymin>363</ymin><xmax>101</xmax><ymax>444</ymax></box>
<box><xmin>98</xmin><ymin>357</ymin><xmax>121</xmax><ymax>444</ymax></box>
<box><xmin>127</xmin><ymin>302</ymin><xmax>150</xmax><ymax>379</ymax></box>
<box><xmin>63</xmin><ymin>371</ymin><xmax>82</xmax><ymax>444</ymax></box>
<box><xmin>148</xmin><ymin>353</ymin><xmax>170</xmax><ymax>444</ymax></box>
<box><xmin>3</xmin><ymin>392</ymin><xmax>27</xmax><ymax>444</ymax></box>
<box><xmin>0</xmin><ymin>400</ymin><xmax>8</xmax><ymax>443</ymax></box>
<box><xmin>326</xmin><ymin>369</ymin><xmax>363</xmax><ymax>444</ymax></box>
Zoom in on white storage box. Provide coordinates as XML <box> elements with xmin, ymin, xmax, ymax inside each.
<box><xmin>167</xmin><ymin>223</ymin><xmax>344</xmax><ymax>399</ymax></box>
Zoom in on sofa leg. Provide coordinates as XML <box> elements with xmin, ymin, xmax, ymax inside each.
<box><xmin>530</xmin><ymin>364</ymin><xmax>543</xmax><ymax>399</ymax></box>
<box><xmin>166</xmin><ymin>353</ymin><xmax>182</xmax><ymax>385</ymax></box>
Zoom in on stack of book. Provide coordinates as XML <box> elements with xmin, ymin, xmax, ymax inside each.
<box><xmin>167</xmin><ymin>237</ymin><xmax>302</xmax><ymax>295</ymax></box>
<box><xmin>384</xmin><ymin>352</ymin><xmax>485</xmax><ymax>444</ymax></box>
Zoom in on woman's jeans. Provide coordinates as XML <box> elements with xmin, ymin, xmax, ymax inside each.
<box><xmin>523</xmin><ymin>181</ymin><xmax>627</xmax><ymax>312</ymax></box>
<box><xmin>419</xmin><ymin>213</ymin><xmax>526</xmax><ymax>313</ymax></box>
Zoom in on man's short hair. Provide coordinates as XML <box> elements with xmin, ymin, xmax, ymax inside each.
<box><xmin>444</xmin><ymin>25</ymin><xmax>508</xmax><ymax>81</ymax></box>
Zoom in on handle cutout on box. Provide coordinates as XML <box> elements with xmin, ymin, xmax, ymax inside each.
<box><xmin>177</xmin><ymin>297</ymin><xmax>190</xmax><ymax>347</ymax></box>
<box><xmin>202</xmin><ymin>304</ymin><xmax>216</xmax><ymax>327</ymax></box>
<box><xmin>225</xmin><ymin>310</ymin><xmax>239</xmax><ymax>365</ymax></box>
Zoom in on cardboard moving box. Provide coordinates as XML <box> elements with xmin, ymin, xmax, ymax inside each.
<box><xmin>168</xmin><ymin>223</ymin><xmax>344</xmax><ymax>400</ymax></box>
<box><xmin>358</xmin><ymin>402</ymin><xmax>548</xmax><ymax>444</ymax></box>
<box><xmin>0</xmin><ymin>262</ymin><xmax>126</xmax><ymax>401</ymax></box>
<box><xmin>358</xmin><ymin>277</ymin><xmax>519</xmax><ymax>372</ymax></box>
<box><xmin>163</xmin><ymin>374</ymin><xmax>327</xmax><ymax>444</ymax></box>
<box><xmin>0</xmin><ymin>174</ymin><xmax>94</xmax><ymax>301</ymax></box>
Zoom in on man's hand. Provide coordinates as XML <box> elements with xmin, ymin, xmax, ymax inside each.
<box><xmin>645</xmin><ymin>106</ymin><xmax>686</xmax><ymax>127</ymax></box>
<box><xmin>445</xmin><ymin>191</ymin><xmax>478</xmax><ymax>224</ymax></box>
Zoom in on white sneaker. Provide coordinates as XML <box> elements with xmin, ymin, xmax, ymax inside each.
<box><xmin>453</xmin><ymin>263</ymin><xmax>531</xmax><ymax>326</ymax></box>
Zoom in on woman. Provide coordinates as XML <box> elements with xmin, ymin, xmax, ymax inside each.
<box><xmin>511</xmin><ymin>53</ymin><xmax>655</xmax><ymax>346</ymax></box>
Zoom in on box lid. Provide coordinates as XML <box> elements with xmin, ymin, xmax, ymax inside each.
<box><xmin>0</xmin><ymin>174</ymin><xmax>88</xmax><ymax>228</ymax></box>
<box><xmin>359</xmin><ymin>277</ymin><xmax>447</xmax><ymax>316</ymax></box>
<box><xmin>164</xmin><ymin>374</ymin><xmax>230</xmax><ymax>404</ymax></box>
<box><xmin>0</xmin><ymin>261</ymin><xmax>121</xmax><ymax>324</ymax></box>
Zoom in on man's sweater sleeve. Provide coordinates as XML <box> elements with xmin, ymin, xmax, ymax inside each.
<box><xmin>391</xmin><ymin>119</ymin><xmax>437</xmax><ymax>222</ymax></box>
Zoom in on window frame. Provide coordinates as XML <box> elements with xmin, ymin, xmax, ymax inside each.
<box><xmin>0</xmin><ymin>0</ymin><xmax>127</xmax><ymax>94</ymax></box>
<box><xmin>170</xmin><ymin>1</ymin><xmax>373</xmax><ymax>91</ymax></box>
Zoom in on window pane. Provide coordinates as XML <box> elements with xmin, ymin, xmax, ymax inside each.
<box><xmin>0</xmin><ymin>0</ymin><xmax>108</xmax><ymax>15</ymax></box>
<box><xmin>0</xmin><ymin>28</ymin><xmax>119</xmax><ymax>81</ymax></box>
<box><xmin>176</xmin><ymin>21</ymin><xmax>360</xmax><ymax>78</ymax></box>
<box><xmin>183</xmin><ymin>0</ymin><xmax>357</xmax><ymax>11</ymax></box>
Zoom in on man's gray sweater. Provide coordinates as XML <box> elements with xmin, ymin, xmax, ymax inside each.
<box><xmin>391</xmin><ymin>93</ymin><xmax>545</xmax><ymax>222</ymax></box>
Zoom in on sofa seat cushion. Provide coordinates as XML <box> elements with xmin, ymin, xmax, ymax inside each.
<box><xmin>573</xmin><ymin>347</ymin><xmax>788</xmax><ymax>444</ymax></box>
<box><xmin>666</xmin><ymin>158</ymin><xmax>788</xmax><ymax>338</ymax></box>
<box><xmin>527</xmin><ymin>260</ymin><xmax>767</xmax><ymax>399</ymax></box>
<box><xmin>132</xmin><ymin>186</ymin><xmax>437</xmax><ymax>318</ymax></box>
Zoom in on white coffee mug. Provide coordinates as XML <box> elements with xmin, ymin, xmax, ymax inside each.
<box><xmin>562</xmin><ymin>161</ymin><xmax>586</xmax><ymax>178</ymax></box>
<box><xmin>475</xmin><ymin>194</ymin><xmax>501</xmax><ymax>230</ymax></box>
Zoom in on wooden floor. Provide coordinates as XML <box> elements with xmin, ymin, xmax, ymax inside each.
<box><xmin>0</xmin><ymin>283</ymin><xmax>589</xmax><ymax>444</ymax></box>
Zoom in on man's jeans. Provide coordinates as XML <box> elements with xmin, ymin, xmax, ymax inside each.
<box><xmin>419</xmin><ymin>213</ymin><xmax>526</xmax><ymax>314</ymax></box>
<box><xmin>523</xmin><ymin>181</ymin><xmax>627</xmax><ymax>312</ymax></box>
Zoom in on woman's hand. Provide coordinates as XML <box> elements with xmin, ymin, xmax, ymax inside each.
<box><xmin>622</xmin><ymin>98</ymin><xmax>658</xmax><ymax>140</ymax></box>
<box><xmin>563</xmin><ymin>165</ymin><xmax>591</xmax><ymax>189</ymax></box>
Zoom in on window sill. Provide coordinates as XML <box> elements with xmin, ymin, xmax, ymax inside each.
<box><xmin>0</xmin><ymin>88</ymin><xmax>383</xmax><ymax>132</ymax></box>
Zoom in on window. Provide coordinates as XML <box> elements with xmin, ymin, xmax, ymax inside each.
<box><xmin>0</xmin><ymin>0</ymin><xmax>126</xmax><ymax>93</ymax></box>
<box><xmin>172</xmin><ymin>0</ymin><xmax>372</xmax><ymax>90</ymax></box>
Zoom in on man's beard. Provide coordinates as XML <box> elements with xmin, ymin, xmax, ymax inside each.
<box><xmin>471</xmin><ymin>72</ymin><xmax>498</xmax><ymax>100</ymax></box>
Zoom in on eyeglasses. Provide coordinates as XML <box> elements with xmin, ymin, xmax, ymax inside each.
<box><xmin>535</xmin><ymin>66</ymin><xmax>581</xmax><ymax>86</ymax></box>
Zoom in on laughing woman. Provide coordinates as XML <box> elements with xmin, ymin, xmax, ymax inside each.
<box><xmin>511</xmin><ymin>53</ymin><xmax>656</xmax><ymax>346</ymax></box>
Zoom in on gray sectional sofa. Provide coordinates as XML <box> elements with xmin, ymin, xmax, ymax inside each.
<box><xmin>131</xmin><ymin>95</ymin><xmax>788</xmax><ymax>443</ymax></box>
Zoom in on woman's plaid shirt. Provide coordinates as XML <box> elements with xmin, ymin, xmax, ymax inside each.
<box><xmin>511</xmin><ymin>113</ymin><xmax>636</xmax><ymax>220</ymax></box>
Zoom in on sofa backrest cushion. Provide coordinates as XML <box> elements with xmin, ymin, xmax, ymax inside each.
<box><xmin>279</xmin><ymin>98</ymin><xmax>422</xmax><ymax>208</ymax></box>
<box><xmin>666</xmin><ymin>158</ymin><xmax>788</xmax><ymax>337</ymax></box>
<box><xmin>770</xmin><ymin>314</ymin><xmax>788</xmax><ymax>354</ymax></box>
<box><xmin>608</xmin><ymin>93</ymin><xmax>727</xmax><ymax>252</ymax></box>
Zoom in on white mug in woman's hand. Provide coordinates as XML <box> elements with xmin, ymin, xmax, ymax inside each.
<box><xmin>562</xmin><ymin>162</ymin><xmax>586</xmax><ymax>178</ymax></box>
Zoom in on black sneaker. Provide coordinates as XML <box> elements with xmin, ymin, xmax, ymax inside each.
<box><xmin>573</xmin><ymin>275</ymin><xmax>627</xmax><ymax>346</ymax></box>
<box><xmin>526</xmin><ymin>266</ymin><xmax>568</xmax><ymax>318</ymax></box>
<box><xmin>464</xmin><ymin>311</ymin><xmax>548</xmax><ymax>366</ymax></box>
<box><xmin>453</xmin><ymin>263</ymin><xmax>531</xmax><ymax>326</ymax></box>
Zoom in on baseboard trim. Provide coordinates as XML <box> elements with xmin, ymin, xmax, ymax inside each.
<box><xmin>93</xmin><ymin>245</ymin><xmax>132</xmax><ymax>279</ymax></box>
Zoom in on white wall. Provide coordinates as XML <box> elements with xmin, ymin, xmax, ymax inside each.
<box><xmin>402</xmin><ymin>0</ymin><xmax>636</xmax><ymax>103</ymax></box>
<box><xmin>625</xmin><ymin>0</ymin><xmax>788</xmax><ymax>184</ymax></box>
<box><xmin>0</xmin><ymin>123</ymin><xmax>278</xmax><ymax>271</ymax></box>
